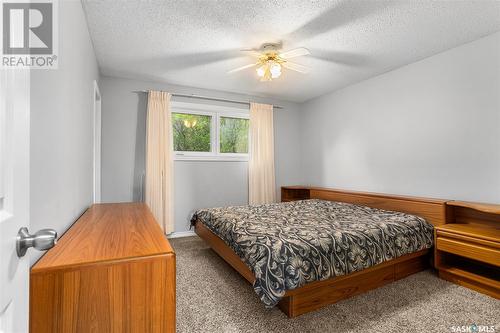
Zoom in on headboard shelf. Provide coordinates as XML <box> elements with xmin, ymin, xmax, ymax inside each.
<box><xmin>446</xmin><ymin>201</ymin><xmax>500</xmax><ymax>229</ymax></box>
<box><xmin>447</xmin><ymin>201</ymin><xmax>500</xmax><ymax>215</ymax></box>
<box><xmin>281</xmin><ymin>186</ymin><xmax>447</xmax><ymax>226</ymax></box>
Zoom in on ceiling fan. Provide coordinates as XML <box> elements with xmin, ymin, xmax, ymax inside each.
<box><xmin>228</xmin><ymin>43</ymin><xmax>311</xmax><ymax>81</ymax></box>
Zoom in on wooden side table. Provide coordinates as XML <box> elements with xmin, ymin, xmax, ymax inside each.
<box><xmin>435</xmin><ymin>201</ymin><xmax>499</xmax><ymax>299</ymax></box>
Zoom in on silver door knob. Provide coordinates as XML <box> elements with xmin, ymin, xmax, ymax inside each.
<box><xmin>16</xmin><ymin>227</ymin><xmax>58</xmax><ymax>257</ymax></box>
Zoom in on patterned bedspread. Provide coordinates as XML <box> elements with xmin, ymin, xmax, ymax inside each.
<box><xmin>191</xmin><ymin>199</ymin><xmax>434</xmax><ymax>307</ymax></box>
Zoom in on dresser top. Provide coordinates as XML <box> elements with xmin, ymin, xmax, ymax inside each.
<box><xmin>32</xmin><ymin>203</ymin><xmax>174</xmax><ymax>273</ymax></box>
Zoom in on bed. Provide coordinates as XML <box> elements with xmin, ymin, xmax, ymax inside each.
<box><xmin>192</xmin><ymin>186</ymin><xmax>447</xmax><ymax>317</ymax></box>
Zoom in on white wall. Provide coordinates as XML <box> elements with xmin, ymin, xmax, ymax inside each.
<box><xmin>301</xmin><ymin>32</ymin><xmax>500</xmax><ymax>203</ymax></box>
<box><xmin>30</xmin><ymin>1</ymin><xmax>99</xmax><ymax>263</ymax></box>
<box><xmin>99</xmin><ymin>76</ymin><xmax>302</xmax><ymax>232</ymax></box>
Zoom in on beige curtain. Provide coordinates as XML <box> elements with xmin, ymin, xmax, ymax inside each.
<box><xmin>249</xmin><ymin>102</ymin><xmax>276</xmax><ymax>205</ymax></box>
<box><xmin>145</xmin><ymin>91</ymin><xmax>174</xmax><ymax>233</ymax></box>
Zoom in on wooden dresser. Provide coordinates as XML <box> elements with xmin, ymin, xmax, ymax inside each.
<box><xmin>435</xmin><ymin>201</ymin><xmax>499</xmax><ymax>299</ymax></box>
<box><xmin>30</xmin><ymin>203</ymin><xmax>176</xmax><ymax>333</ymax></box>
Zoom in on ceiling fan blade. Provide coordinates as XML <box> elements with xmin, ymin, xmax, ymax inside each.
<box><xmin>282</xmin><ymin>61</ymin><xmax>310</xmax><ymax>74</ymax></box>
<box><xmin>279</xmin><ymin>47</ymin><xmax>310</xmax><ymax>59</ymax></box>
<box><xmin>227</xmin><ymin>63</ymin><xmax>257</xmax><ymax>74</ymax></box>
<box><xmin>240</xmin><ymin>49</ymin><xmax>262</xmax><ymax>58</ymax></box>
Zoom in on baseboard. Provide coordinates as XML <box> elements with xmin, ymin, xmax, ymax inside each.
<box><xmin>167</xmin><ymin>230</ymin><xmax>196</xmax><ymax>239</ymax></box>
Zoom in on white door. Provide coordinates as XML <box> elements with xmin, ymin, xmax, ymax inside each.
<box><xmin>0</xmin><ymin>69</ymin><xmax>30</xmax><ymax>333</ymax></box>
<box><xmin>93</xmin><ymin>80</ymin><xmax>101</xmax><ymax>203</ymax></box>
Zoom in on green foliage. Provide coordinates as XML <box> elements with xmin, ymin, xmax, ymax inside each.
<box><xmin>220</xmin><ymin>117</ymin><xmax>249</xmax><ymax>153</ymax></box>
<box><xmin>172</xmin><ymin>113</ymin><xmax>211</xmax><ymax>152</ymax></box>
<box><xmin>172</xmin><ymin>113</ymin><xmax>249</xmax><ymax>154</ymax></box>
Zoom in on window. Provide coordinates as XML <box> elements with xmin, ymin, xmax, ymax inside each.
<box><xmin>172</xmin><ymin>102</ymin><xmax>249</xmax><ymax>160</ymax></box>
<box><xmin>220</xmin><ymin>117</ymin><xmax>249</xmax><ymax>154</ymax></box>
<box><xmin>172</xmin><ymin>113</ymin><xmax>212</xmax><ymax>152</ymax></box>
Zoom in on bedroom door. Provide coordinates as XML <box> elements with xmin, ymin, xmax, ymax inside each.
<box><xmin>93</xmin><ymin>80</ymin><xmax>101</xmax><ymax>203</ymax></box>
<box><xmin>0</xmin><ymin>69</ymin><xmax>31</xmax><ymax>333</ymax></box>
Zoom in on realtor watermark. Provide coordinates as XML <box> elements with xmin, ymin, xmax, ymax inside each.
<box><xmin>1</xmin><ymin>0</ymin><xmax>58</xmax><ymax>68</ymax></box>
<box><xmin>450</xmin><ymin>324</ymin><xmax>496</xmax><ymax>333</ymax></box>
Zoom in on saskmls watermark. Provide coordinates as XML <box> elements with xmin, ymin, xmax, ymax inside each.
<box><xmin>450</xmin><ymin>324</ymin><xmax>496</xmax><ymax>333</ymax></box>
<box><xmin>1</xmin><ymin>0</ymin><xmax>58</xmax><ymax>68</ymax></box>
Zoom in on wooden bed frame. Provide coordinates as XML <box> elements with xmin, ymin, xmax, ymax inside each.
<box><xmin>194</xmin><ymin>186</ymin><xmax>448</xmax><ymax>317</ymax></box>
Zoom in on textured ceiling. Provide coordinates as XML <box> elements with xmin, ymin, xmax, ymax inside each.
<box><xmin>83</xmin><ymin>0</ymin><xmax>500</xmax><ymax>102</ymax></box>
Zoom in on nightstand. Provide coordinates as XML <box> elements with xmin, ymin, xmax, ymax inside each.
<box><xmin>435</xmin><ymin>201</ymin><xmax>499</xmax><ymax>299</ymax></box>
<box><xmin>281</xmin><ymin>186</ymin><xmax>311</xmax><ymax>202</ymax></box>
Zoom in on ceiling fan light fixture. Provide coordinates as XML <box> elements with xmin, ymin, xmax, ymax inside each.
<box><xmin>256</xmin><ymin>64</ymin><xmax>266</xmax><ymax>78</ymax></box>
<box><xmin>270</xmin><ymin>62</ymin><xmax>282</xmax><ymax>78</ymax></box>
<box><xmin>230</xmin><ymin>44</ymin><xmax>309</xmax><ymax>81</ymax></box>
<box><xmin>256</xmin><ymin>60</ymin><xmax>282</xmax><ymax>81</ymax></box>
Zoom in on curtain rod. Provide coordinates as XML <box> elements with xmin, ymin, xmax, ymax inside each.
<box><xmin>134</xmin><ymin>90</ymin><xmax>284</xmax><ymax>109</ymax></box>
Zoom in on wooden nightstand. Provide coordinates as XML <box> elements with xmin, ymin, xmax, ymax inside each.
<box><xmin>281</xmin><ymin>186</ymin><xmax>311</xmax><ymax>202</ymax></box>
<box><xmin>435</xmin><ymin>201</ymin><xmax>500</xmax><ymax>299</ymax></box>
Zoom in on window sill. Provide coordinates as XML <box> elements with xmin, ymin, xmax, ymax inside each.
<box><xmin>174</xmin><ymin>155</ymin><xmax>248</xmax><ymax>162</ymax></box>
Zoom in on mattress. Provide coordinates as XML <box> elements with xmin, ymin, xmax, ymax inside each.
<box><xmin>191</xmin><ymin>199</ymin><xmax>434</xmax><ymax>307</ymax></box>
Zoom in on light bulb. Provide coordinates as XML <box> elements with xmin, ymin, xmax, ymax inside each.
<box><xmin>256</xmin><ymin>65</ymin><xmax>266</xmax><ymax>77</ymax></box>
<box><xmin>270</xmin><ymin>62</ymin><xmax>281</xmax><ymax>78</ymax></box>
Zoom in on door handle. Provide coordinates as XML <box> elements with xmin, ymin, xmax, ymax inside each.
<box><xmin>16</xmin><ymin>227</ymin><xmax>57</xmax><ymax>257</ymax></box>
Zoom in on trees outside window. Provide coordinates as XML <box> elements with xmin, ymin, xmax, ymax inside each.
<box><xmin>220</xmin><ymin>117</ymin><xmax>249</xmax><ymax>154</ymax></box>
<box><xmin>172</xmin><ymin>113</ymin><xmax>211</xmax><ymax>152</ymax></box>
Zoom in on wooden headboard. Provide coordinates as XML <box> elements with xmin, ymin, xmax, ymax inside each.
<box><xmin>281</xmin><ymin>186</ymin><xmax>447</xmax><ymax>226</ymax></box>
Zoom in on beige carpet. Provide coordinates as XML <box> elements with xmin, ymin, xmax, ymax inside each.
<box><xmin>170</xmin><ymin>236</ymin><xmax>499</xmax><ymax>333</ymax></box>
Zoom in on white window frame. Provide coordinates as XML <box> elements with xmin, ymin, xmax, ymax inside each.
<box><xmin>171</xmin><ymin>102</ymin><xmax>249</xmax><ymax>161</ymax></box>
